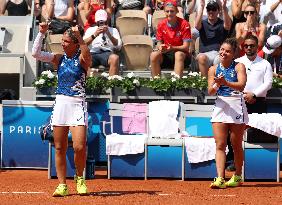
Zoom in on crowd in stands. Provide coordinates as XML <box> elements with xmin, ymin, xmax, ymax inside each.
<box><xmin>1</xmin><ymin>0</ymin><xmax>281</xmax><ymax>78</ymax></box>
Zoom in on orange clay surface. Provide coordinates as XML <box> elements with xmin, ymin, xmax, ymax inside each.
<box><xmin>0</xmin><ymin>168</ymin><xmax>282</xmax><ymax>205</ymax></box>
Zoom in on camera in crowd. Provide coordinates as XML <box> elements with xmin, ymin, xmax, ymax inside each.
<box><xmin>97</xmin><ymin>21</ymin><xmax>106</xmax><ymax>27</ymax></box>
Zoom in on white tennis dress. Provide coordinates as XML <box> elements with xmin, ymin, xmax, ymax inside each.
<box><xmin>50</xmin><ymin>51</ymin><xmax>88</xmax><ymax>126</ymax></box>
<box><xmin>210</xmin><ymin>62</ymin><xmax>248</xmax><ymax>124</ymax></box>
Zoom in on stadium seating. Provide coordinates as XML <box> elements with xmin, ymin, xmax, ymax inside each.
<box><xmin>116</xmin><ymin>10</ymin><xmax>147</xmax><ymax>37</ymax></box>
<box><xmin>45</xmin><ymin>33</ymin><xmax>64</xmax><ymax>54</ymax></box>
<box><xmin>0</xmin><ymin>16</ymin><xmax>34</xmax><ymax>99</ymax></box>
<box><xmin>121</xmin><ymin>35</ymin><xmax>153</xmax><ymax>71</ymax></box>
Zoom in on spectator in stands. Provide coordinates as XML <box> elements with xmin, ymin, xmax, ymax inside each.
<box><xmin>271</xmin><ymin>23</ymin><xmax>282</xmax><ymax>37</ymax></box>
<box><xmin>260</xmin><ymin>0</ymin><xmax>282</xmax><ymax>29</ymax></box>
<box><xmin>195</xmin><ymin>0</ymin><xmax>231</xmax><ymax>77</ymax></box>
<box><xmin>41</xmin><ymin>0</ymin><xmax>75</xmax><ymax>34</ymax></box>
<box><xmin>150</xmin><ymin>0</ymin><xmax>191</xmax><ymax>78</ymax></box>
<box><xmin>32</xmin><ymin>22</ymin><xmax>92</xmax><ymax>197</ymax></box>
<box><xmin>263</xmin><ymin>35</ymin><xmax>282</xmax><ymax>78</ymax></box>
<box><xmin>113</xmin><ymin>0</ymin><xmax>151</xmax><ymax>15</ymax></box>
<box><xmin>145</xmin><ymin>0</ymin><xmax>184</xmax><ymax>16</ymax></box>
<box><xmin>83</xmin><ymin>9</ymin><xmax>122</xmax><ymax>75</ymax></box>
<box><xmin>235</xmin><ymin>3</ymin><xmax>266</xmax><ymax>58</ymax></box>
<box><xmin>208</xmin><ymin>38</ymin><xmax>247</xmax><ymax>189</ymax></box>
<box><xmin>189</xmin><ymin>0</ymin><xmax>231</xmax><ymax>19</ymax></box>
<box><xmin>0</xmin><ymin>0</ymin><xmax>41</xmax><ymax>16</ymax></box>
<box><xmin>77</xmin><ymin>0</ymin><xmax>112</xmax><ymax>31</ymax></box>
<box><xmin>230</xmin><ymin>0</ymin><xmax>261</xmax><ymax>37</ymax></box>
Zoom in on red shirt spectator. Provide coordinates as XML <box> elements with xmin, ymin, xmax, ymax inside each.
<box><xmin>156</xmin><ymin>17</ymin><xmax>191</xmax><ymax>48</ymax></box>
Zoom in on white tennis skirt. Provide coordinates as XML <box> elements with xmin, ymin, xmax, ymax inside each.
<box><xmin>211</xmin><ymin>95</ymin><xmax>249</xmax><ymax>124</ymax></box>
<box><xmin>51</xmin><ymin>95</ymin><xmax>88</xmax><ymax>126</ymax></box>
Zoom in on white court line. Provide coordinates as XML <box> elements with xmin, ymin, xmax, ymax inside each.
<box><xmin>98</xmin><ymin>192</ymin><xmax>122</xmax><ymax>196</ymax></box>
<box><xmin>158</xmin><ymin>194</ymin><xmax>171</xmax><ymax>196</ymax></box>
<box><xmin>211</xmin><ymin>194</ymin><xmax>236</xmax><ymax>197</ymax></box>
<box><xmin>0</xmin><ymin>192</ymin><xmax>44</xmax><ymax>194</ymax></box>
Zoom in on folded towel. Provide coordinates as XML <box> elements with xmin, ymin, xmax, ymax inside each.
<box><xmin>247</xmin><ymin>113</ymin><xmax>282</xmax><ymax>138</ymax></box>
<box><xmin>149</xmin><ymin>100</ymin><xmax>180</xmax><ymax>138</ymax></box>
<box><xmin>106</xmin><ymin>133</ymin><xmax>147</xmax><ymax>156</ymax></box>
<box><xmin>122</xmin><ymin>103</ymin><xmax>147</xmax><ymax>134</ymax></box>
<box><xmin>184</xmin><ymin>137</ymin><xmax>216</xmax><ymax>163</ymax></box>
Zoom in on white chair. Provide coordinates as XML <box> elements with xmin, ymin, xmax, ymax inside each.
<box><xmin>145</xmin><ymin>101</ymin><xmax>185</xmax><ymax>180</ymax></box>
<box><xmin>103</xmin><ymin>102</ymin><xmax>149</xmax><ymax>179</ymax></box>
<box><xmin>242</xmin><ymin>129</ymin><xmax>280</xmax><ymax>182</ymax></box>
<box><xmin>182</xmin><ymin>104</ymin><xmax>217</xmax><ymax>179</ymax></box>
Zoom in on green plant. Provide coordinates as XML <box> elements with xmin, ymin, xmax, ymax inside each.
<box><xmin>86</xmin><ymin>73</ymin><xmax>109</xmax><ymax>94</ymax></box>
<box><xmin>32</xmin><ymin>70</ymin><xmax>57</xmax><ymax>89</ymax></box>
<box><xmin>119</xmin><ymin>72</ymin><xmax>141</xmax><ymax>93</ymax></box>
<box><xmin>81</xmin><ymin>72</ymin><xmax>282</xmax><ymax>94</ymax></box>
<box><xmin>85</xmin><ymin>72</ymin><xmax>209</xmax><ymax>94</ymax></box>
<box><xmin>142</xmin><ymin>72</ymin><xmax>208</xmax><ymax>93</ymax></box>
<box><xmin>143</xmin><ymin>76</ymin><xmax>174</xmax><ymax>92</ymax></box>
<box><xmin>174</xmin><ymin>72</ymin><xmax>208</xmax><ymax>91</ymax></box>
<box><xmin>272</xmin><ymin>76</ymin><xmax>282</xmax><ymax>88</ymax></box>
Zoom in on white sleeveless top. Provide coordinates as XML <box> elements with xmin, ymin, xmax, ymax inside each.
<box><xmin>54</xmin><ymin>0</ymin><xmax>69</xmax><ymax>17</ymax></box>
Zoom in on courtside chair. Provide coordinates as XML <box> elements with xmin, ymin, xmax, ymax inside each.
<box><xmin>115</xmin><ymin>10</ymin><xmax>147</xmax><ymax>37</ymax></box>
<box><xmin>242</xmin><ymin>130</ymin><xmax>280</xmax><ymax>182</ymax></box>
<box><xmin>145</xmin><ymin>102</ymin><xmax>185</xmax><ymax>180</ymax></box>
<box><xmin>121</xmin><ymin>35</ymin><xmax>153</xmax><ymax>71</ymax></box>
<box><xmin>182</xmin><ymin>104</ymin><xmax>217</xmax><ymax>179</ymax></box>
<box><xmin>103</xmin><ymin>102</ymin><xmax>149</xmax><ymax>179</ymax></box>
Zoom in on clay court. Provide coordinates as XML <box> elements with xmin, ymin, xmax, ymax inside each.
<box><xmin>0</xmin><ymin>168</ymin><xmax>282</xmax><ymax>205</ymax></box>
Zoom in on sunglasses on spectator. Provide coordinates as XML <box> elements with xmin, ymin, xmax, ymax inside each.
<box><xmin>244</xmin><ymin>11</ymin><xmax>255</xmax><ymax>15</ymax></box>
<box><xmin>244</xmin><ymin>44</ymin><xmax>256</xmax><ymax>49</ymax></box>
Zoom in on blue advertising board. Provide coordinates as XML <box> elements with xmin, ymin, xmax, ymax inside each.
<box><xmin>1</xmin><ymin>101</ymin><xmax>53</xmax><ymax>168</ymax></box>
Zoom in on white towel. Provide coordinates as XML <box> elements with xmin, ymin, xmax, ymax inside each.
<box><xmin>247</xmin><ymin>113</ymin><xmax>282</xmax><ymax>138</ymax></box>
<box><xmin>149</xmin><ymin>100</ymin><xmax>180</xmax><ymax>138</ymax></box>
<box><xmin>184</xmin><ymin>137</ymin><xmax>217</xmax><ymax>163</ymax></box>
<box><xmin>106</xmin><ymin>133</ymin><xmax>147</xmax><ymax>156</ymax></box>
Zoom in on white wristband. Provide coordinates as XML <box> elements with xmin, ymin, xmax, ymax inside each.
<box><xmin>212</xmin><ymin>83</ymin><xmax>219</xmax><ymax>91</ymax></box>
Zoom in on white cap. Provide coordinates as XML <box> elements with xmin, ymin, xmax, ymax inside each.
<box><xmin>263</xmin><ymin>35</ymin><xmax>282</xmax><ymax>54</ymax></box>
<box><xmin>95</xmin><ymin>9</ymin><xmax>108</xmax><ymax>22</ymax></box>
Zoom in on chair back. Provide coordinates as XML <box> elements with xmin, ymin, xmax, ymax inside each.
<box><xmin>46</xmin><ymin>34</ymin><xmax>64</xmax><ymax>54</ymax></box>
<box><xmin>122</xmin><ymin>35</ymin><xmax>153</xmax><ymax>70</ymax></box>
<box><xmin>182</xmin><ymin>104</ymin><xmax>214</xmax><ymax>137</ymax></box>
<box><xmin>116</xmin><ymin>10</ymin><xmax>147</xmax><ymax>37</ymax></box>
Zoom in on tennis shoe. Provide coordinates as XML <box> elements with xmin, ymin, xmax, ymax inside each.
<box><xmin>74</xmin><ymin>175</ymin><xmax>88</xmax><ymax>195</ymax></box>
<box><xmin>210</xmin><ymin>177</ymin><xmax>226</xmax><ymax>189</ymax></box>
<box><xmin>225</xmin><ymin>175</ymin><xmax>242</xmax><ymax>187</ymax></box>
<box><xmin>52</xmin><ymin>184</ymin><xmax>69</xmax><ymax>197</ymax></box>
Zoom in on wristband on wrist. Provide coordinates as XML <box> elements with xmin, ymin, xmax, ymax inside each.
<box><xmin>212</xmin><ymin>83</ymin><xmax>219</xmax><ymax>91</ymax></box>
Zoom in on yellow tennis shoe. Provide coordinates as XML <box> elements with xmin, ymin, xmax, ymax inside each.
<box><xmin>225</xmin><ymin>175</ymin><xmax>242</xmax><ymax>187</ymax></box>
<box><xmin>210</xmin><ymin>177</ymin><xmax>226</xmax><ymax>189</ymax></box>
<box><xmin>74</xmin><ymin>175</ymin><xmax>88</xmax><ymax>195</ymax></box>
<box><xmin>52</xmin><ymin>184</ymin><xmax>69</xmax><ymax>197</ymax></box>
